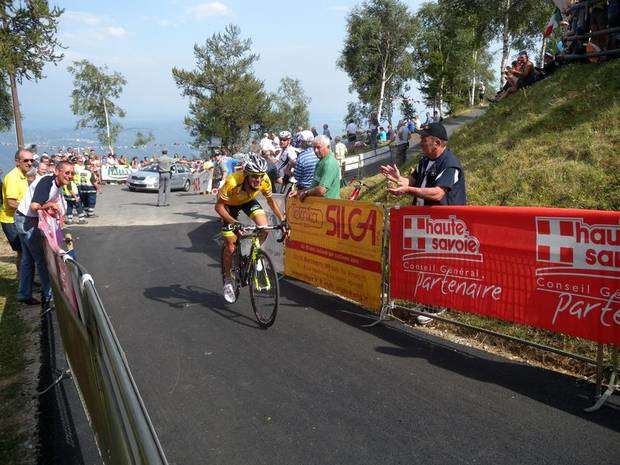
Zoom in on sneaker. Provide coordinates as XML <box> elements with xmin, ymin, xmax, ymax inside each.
<box><xmin>65</xmin><ymin>218</ymin><xmax>73</xmax><ymax>225</ymax></box>
<box><xmin>78</xmin><ymin>218</ymin><xmax>88</xmax><ymax>224</ymax></box>
<box><xmin>17</xmin><ymin>297</ymin><xmax>41</xmax><ymax>306</ymax></box>
<box><xmin>223</xmin><ymin>279</ymin><xmax>236</xmax><ymax>303</ymax></box>
<box><xmin>416</xmin><ymin>306</ymin><xmax>446</xmax><ymax>325</ymax></box>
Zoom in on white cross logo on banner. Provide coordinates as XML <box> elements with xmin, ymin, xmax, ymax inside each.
<box><xmin>536</xmin><ymin>218</ymin><xmax>577</xmax><ymax>264</ymax></box>
<box><xmin>403</xmin><ymin>215</ymin><xmax>428</xmax><ymax>251</ymax></box>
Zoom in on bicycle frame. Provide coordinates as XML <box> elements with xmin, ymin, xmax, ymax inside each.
<box><xmin>232</xmin><ymin>225</ymin><xmax>282</xmax><ymax>287</ymax></box>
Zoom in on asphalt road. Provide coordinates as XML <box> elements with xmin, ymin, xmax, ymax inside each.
<box><xmin>66</xmin><ymin>185</ymin><xmax>620</xmax><ymax>465</ymax></box>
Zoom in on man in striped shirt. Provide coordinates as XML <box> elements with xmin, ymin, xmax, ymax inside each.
<box><xmin>290</xmin><ymin>130</ymin><xmax>318</xmax><ymax>192</ymax></box>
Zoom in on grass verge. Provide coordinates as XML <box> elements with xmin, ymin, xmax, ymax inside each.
<box><xmin>0</xmin><ymin>239</ymin><xmax>39</xmax><ymax>465</ymax></box>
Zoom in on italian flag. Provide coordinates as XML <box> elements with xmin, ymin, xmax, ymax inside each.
<box><xmin>544</xmin><ymin>8</ymin><xmax>562</xmax><ymax>37</ymax></box>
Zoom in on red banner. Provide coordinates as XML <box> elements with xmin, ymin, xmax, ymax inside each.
<box><xmin>390</xmin><ymin>206</ymin><xmax>620</xmax><ymax>346</ymax></box>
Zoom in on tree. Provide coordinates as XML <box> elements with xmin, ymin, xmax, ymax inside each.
<box><xmin>134</xmin><ymin>131</ymin><xmax>155</xmax><ymax>147</ymax></box>
<box><xmin>490</xmin><ymin>0</ymin><xmax>554</xmax><ymax>86</ymax></box>
<box><xmin>0</xmin><ymin>72</ymin><xmax>13</xmax><ymax>131</ymax></box>
<box><xmin>67</xmin><ymin>60</ymin><xmax>126</xmax><ymax>153</ymax></box>
<box><xmin>343</xmin><ymin>100</ymin><xmax>370</xmax><ymax>128</ymax></box>
<box><xmin>273</xmin><ymin>76</ymin><xmax>311</xmax><ymax>131</ymax></box>
<box><xmin>338</xmin><ymin>0</ymin><xmax>417</xmax><ymax>122</ymax></box>
<box><xmin>172</xmin><ymin>24</ymin><xmax>274</xmax><ymax>150</ymax></box>
<box><xmin>0</xmin><ymin>0</ymin><xmax>64</xmax><ymax>148</ymax></box>
<box><xmin>400</xmin><ymin>96</ymin><xmax>416</xmax><ymax>121</ymax></box>
<box><xmin>413</xmin><ymin>1</ymin><xmax>495</xmax><ymax>115</ymax></box>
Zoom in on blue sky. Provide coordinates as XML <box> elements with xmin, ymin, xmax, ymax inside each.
<box><xmin>16</xmin><ymin>0</ymin><xmax>427</xmax><ymax>130</ymax></box>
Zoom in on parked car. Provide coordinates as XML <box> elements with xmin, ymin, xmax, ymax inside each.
<box><xmin>128</xmin><ymin>164</ymin><xmax>192</xmax><ymax>192</ymax></box>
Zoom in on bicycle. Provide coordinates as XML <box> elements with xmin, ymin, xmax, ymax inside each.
<box><xmin>220</xmin><ymin>224</ymin><xmax>286</xmax><ymax>328</ymax></box>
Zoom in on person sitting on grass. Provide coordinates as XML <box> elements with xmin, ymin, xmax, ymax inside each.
<box><xmin>492</xmin><ymin>51</ymin><xmax>536</xmax><ymax>102</ymax></box>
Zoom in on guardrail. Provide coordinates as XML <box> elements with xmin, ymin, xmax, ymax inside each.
<box><xmin>39</xmin><ymin>212</ymin><xmax>169</xmax><ymax>465</ymax></box>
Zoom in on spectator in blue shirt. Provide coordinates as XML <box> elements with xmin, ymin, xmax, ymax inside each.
<box><xmin>291</xmin><ymin>130</ymin><xmax>319</xmax><ymax>192</ymax></box>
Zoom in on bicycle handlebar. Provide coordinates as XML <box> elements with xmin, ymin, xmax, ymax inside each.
<box><xmin>235</xmin><ymin>223</ymin><xmax>289</xmax><ymax>243</ymax></box>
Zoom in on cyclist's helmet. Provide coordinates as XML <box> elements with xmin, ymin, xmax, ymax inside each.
<box><xmin>244</xmin><ymin>154</ymin><xmax>268</xmax><ymax>174</ymax></box>
<box><xmin>279</xmin><ymin>130</ymin><xmax>292</xmax><ymax>140</ymax></box>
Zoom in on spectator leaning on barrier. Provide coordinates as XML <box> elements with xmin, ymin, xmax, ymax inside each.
<box><xmin>14</xmin><ymin>161</ymin><xmax>73</xmax><ymax>306</ymax></box>
<box><xmin>380</xmin><ymin>122</ymin><xmax>466</xmax><ymax>206</ymax></box>
<box><xmin>293</xmin><ymin>135</ymin><xmax>341</xmax><ymax>202</ymax></box>
<box><xmin>1</xmin><ymin>149</ymin><xmax>33</xmax><ymax>273</ymax></box>
<box><xmin>291</xmin><ymin>130</ymin><xmax>319</xmax><ymax>192</ymax></box>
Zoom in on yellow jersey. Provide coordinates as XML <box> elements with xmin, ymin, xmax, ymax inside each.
<box><xmin>0</xmin><ymin>167</ymin><xmax>28</xmax><ymax>223</ymax></box>
<box><xmin>218</xmin><ymin>171</ymin><xmax>272</xmax><ymax>206</ymax></box>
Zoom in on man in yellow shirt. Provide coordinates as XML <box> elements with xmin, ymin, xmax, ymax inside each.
<box><xmin>1</xmin><ymin>149</ymin><xmax>33</xmax><ymax>272</ymax></box>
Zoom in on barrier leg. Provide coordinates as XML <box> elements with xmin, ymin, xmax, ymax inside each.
<box><xmin>37</xmin><ymin>368</ymin><xmax>72</xmax><ymax>397</ymax></box>
<box><xmin>362</xmin><ymin>301</ymin><xmax>394</xmax><ymax>328</ymax></box>
<box><xmin>585</xmin><ymin>346</ymin><xmax>619</xmax><ymax>413</ymax></box>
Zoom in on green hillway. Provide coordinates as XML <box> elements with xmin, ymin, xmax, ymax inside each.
<box><xmin>347</xmin><ymin>59</ymin><xmax>620</xmax><ymax>211</ymax></box>
<box><xmin>345</xmin><ymin>59</ymin><xmax>619</xmax><ymax>375</ymax></box>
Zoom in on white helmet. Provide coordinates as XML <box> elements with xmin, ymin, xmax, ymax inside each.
<box><xmin>278</xmin><ymin>130</ymin><xmax>292</xmax><ymax>140</ymax></box>
<box><xmin>244</xmin><ymin>154</ymin><xmax>268</xmax><ymax>174</ymax></box>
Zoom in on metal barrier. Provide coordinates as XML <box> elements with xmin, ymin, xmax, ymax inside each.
<box><xmin>280</xmin><ymin>199</ymin><xmax>620</xmax><ymax>412</ymax></box>
<box><xmin>40</xmin><ymin>213</ymin><xmax>169</xmax><ymax>465</ymax></box>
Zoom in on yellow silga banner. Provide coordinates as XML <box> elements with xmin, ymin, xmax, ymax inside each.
<box><xmin>284</xmin><ymin>197</ymin><xmax>385</xmax><ymax>311</ymax></box>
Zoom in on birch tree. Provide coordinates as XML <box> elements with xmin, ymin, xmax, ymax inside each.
<box><xmin>338</xmin><ymin>0</ymin><xmax>417</xmax><ymax>122</ymax></box>
<box><xmin>67</xmin><ymin>60</ymin><xmax>126</xmax><ymax>154</ymax></box>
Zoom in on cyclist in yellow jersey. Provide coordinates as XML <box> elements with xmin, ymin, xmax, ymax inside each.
<box><xmin>215</xmin><ymin>154</ymin><xmax>289</xmax><ymax>302</ymax></box>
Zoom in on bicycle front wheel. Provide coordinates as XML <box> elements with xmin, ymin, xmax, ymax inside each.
<box><xmin>249</xmin><ymin>250</ymin><xmax>279</xmax><ymax>328</ymax></box>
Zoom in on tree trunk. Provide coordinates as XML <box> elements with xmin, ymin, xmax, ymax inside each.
<box><xmin>377</xmin><ymin>75</ymin><xmax>386</xmax><ymax>124</ymax></box>
<box><xmin>469</xmin><ymin>49</ymin><xmax>478</xmax><ymax>106</ymax></box>
<box><xmin>499</xmin><ymin>0</ymin><xmax>512</xmax><ymax>87</ymax></box>
<box><xmin>1</xmin><ymin>12</ymin><xmax>24</xmax><ymax>149</ymax></box>
<box><xmin>102</xmin><ymin>98</ymin><xmax>113</xmax><ymax>155</ymax></box>
<box><xmin>438</xmin><ymin>77</ymin><xmax>445</xmax><ymax>118</ymax></box>
<box><xmin>539</xmin><ymin>37</ymin><xmax>547</xmax><ymax>67</ymax></box>
<box><xmin>8</xmin><ymin>68</ymin><xmax>24</xmax><ymax>149</ymax></box>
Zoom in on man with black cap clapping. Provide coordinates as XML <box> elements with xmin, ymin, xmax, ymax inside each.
<box><xmin>379</xmin><ymin>122</ymin><xmax>466</xmax><ymax>206</ymax></box>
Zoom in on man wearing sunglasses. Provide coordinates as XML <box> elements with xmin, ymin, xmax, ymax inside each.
<box><xmin>14</xmin><ymin>161</ymin><xmax>74</xmax><ymax>306</ymax></box>
<box><xmin>0</xmin><ymin>150</ymin><xmax>33</xmax><ymax>275</ymax></box>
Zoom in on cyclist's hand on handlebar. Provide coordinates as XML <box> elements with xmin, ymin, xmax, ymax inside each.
<box><xmin>278</xmin><ymin>220</ymin><xmax>291</xmax><ymax>242</ymax></box>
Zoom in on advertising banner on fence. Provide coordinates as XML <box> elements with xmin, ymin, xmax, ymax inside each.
<box><xmin>390</xmin><ymin>206</ymin><xmax>620</xmax><ymax>346</ymax></box>
<box><xmin>285</xmin><ymin>197</ymin><xmax>384</xmax><ymax>311</ymax></box>
<box><xmin>101</xmin><ymin>165</ymin><xmax>132</xmax><ymax>182</ymax></box>
<box><xmin>190</xmin><ymin>170</ymin><xmax>212</xmax><ymax>193</ymax></box>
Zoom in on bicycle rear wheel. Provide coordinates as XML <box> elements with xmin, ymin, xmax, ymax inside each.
<box><xmin>220</xmin><ymin>246</ymin><xmax>240</xmax><ymax>302</ymax></box>
<box><xmin>249</xmin><ymin>250</ymin><xmax>279</xmax><ymax>328</ymax></box>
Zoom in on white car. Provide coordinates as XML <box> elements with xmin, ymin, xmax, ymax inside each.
<box><xmin>128</xmin><ymin>164</ymin><xmax>192</xmax><ymax>192</ymax></box>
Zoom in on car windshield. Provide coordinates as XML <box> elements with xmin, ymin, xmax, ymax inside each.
<box><xmin>141</xmin><ymin>165</ymin><xmax>159</xmax><ymax>172</ymax></box>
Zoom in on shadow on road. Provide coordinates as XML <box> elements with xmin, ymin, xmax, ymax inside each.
<box><xmin>277</xmin><ymin>278</ymin><xmax>620</xmax><ymax>431</ymax></box>
<box><xmin>142</xmin><ymin>283</ymin><xmax>261</xmax><ymax>329</ymax></box>
<box><xmin>173</xmin><ymin>211</ymin><xmax>218</xmax><ymax>222</ymax></box>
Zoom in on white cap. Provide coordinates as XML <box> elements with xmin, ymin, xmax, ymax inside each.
<box><xmin>299</xmin><ymin>130</ymin><xmax>314</xmax><ymax>142</ymax></box>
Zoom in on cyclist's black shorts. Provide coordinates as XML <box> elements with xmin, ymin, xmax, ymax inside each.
<box><xmin>221</xmin><ymin>200</ymin><xmax>265</xmax><ymax>237</ymax></box>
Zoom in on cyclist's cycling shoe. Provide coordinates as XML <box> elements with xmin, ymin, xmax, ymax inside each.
<box><xmin>223</xmin><ymin>279</ymin><xmax>236</xmax><ymax>303</ymax></box>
